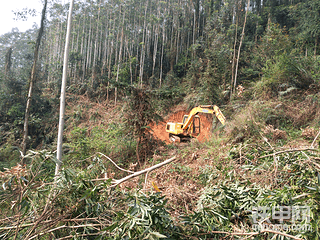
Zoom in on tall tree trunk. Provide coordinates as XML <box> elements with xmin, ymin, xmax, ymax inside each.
<box><xmin>84</xmin><ymin>16</ymin><xmax>92</xmax><ymax>81</ymax></box>
<box><xmin>231</xmin><ymin>5</ymin><xmax>238</xmax><ymax>98</ymax></box>
<box><xmin>126</xmin><ymin>41</ymin><xmax>133</xmax><ymax>85</ymax></box>
<box><xmin>139</xmin><ymin>0</ymin><xmax>149</xmax><ymax>87</ymax></box>
<box><xmin>115</xmin><ymin>8</ymin><xmax>126</xmax><ymax>105</ymax></box>
<box><xmin>192</xmin><ymin>2</ymin><xmax>196</xmax><ymax>60</ymax></box>
<box><xmin>233</xmin><ymin>0</ymin><xmax>250</xmax><ymax>96</ymax></box>
<box><xmin>4</xmin><ymin>47</ymin><xmax>12</xmax><ymax>76</ymax></box>
<box><xmin>21</xmin><ymin>0</ymin><xmax>47</xmax><ymax>158</ymax></box>
<box><xmin>80</xmin><ymin>9</ymin><xmax>87</xmax><ymax>83</ymax></box>
<box><xmin>56</xmin><ymin>0</ymin><xmax>74</xmax><ymax>176</ymax></box>
<box><xmin>101</xmin><ymin>7</ymin><xmax>110</xmax><ymax>76</ymax></box>
<box><xmin>92</xmin><ymin>0</ymin><xmax>103</xmax><ymax>86</ymax></box>
<box><xmin>255</xmin><ymin>12</ymin><xmax>259</xmax><ymax>43</ymax></box>
<box><xmin>159</xmin><ymin>7</ymin><xmax>167</xmax><ymax>87</ymax></box>
<box><xmin>315</xmin><ymin>36</ymin><xmax>318</xmax><ymax>56</ymax></box>
<box><xmin>152</xmin><ymin>6</ymin><xmax>160</xmax><ymax>76</ymax></box>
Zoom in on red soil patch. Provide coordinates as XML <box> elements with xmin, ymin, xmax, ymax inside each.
<box><xmin>150</xmin><ymin>110</ymin><xmax>215</xmax><ymax>143</ymax></box>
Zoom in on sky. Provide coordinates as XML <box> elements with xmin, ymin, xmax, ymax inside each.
<box><xmin>0</xmin><ymin>0</ymin><xmax>47</xmax><ymax>36</ymax></box>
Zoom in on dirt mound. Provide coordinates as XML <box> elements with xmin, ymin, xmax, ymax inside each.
<box><xmin>150</xmin><ymin>110</ymin><xmax>215</xmax><ymax>143</ymax></box>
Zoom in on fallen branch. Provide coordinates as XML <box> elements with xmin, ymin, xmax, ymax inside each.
<box><xmin>91</xmin><ymin>156</ymin><xmax>177</xmax><ymax>188</ymax></box>
<box><xmin>56</xmin><ymin>233</ymin><xmax>101</xmax><ymax>240</ymax></box>
<box><xmin>311</xmin><ymin>129</ymin><xmax>320</xmax><ymax>148</ymax></box>
<box><xmin>97</xmin><ymin>152</ymin><xmax>134</xmax><ymax>174</ymax></box>
<box><xmin>28</xmin><ymin>224</ymin><xmax>103</xmax><ymax>240</ymax></box>
<box><xmin>111</xmin><ymin>156</ymin><xmax>176</xmax><ymax>187</ymax></box>
<box><xmin>0</xmin><ymin>218</ymin><xmax>103</xmax><ymax>231</ymax></box>
<box><xmin>207</xmin><ymin>229</ymin><xmax>302</xmax><ymax>240</ymax></box>
<box><xmin>258</xmin><ymin>148</ymin><xmax>318</xmax><ymax>159</ymax></box>
<box><xmin>307</xmin><ymin>158</ymin><xmax>320</xmax><ymax>170</ymax></box>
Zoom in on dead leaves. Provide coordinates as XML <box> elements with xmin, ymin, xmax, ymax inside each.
<box><xmin>0</xmin><ymin>164</ymin><xmax>27</xmax><ymax>179</ymax></box>
<box><xmin>301</xmin><ymin>127</ymin><xmax>317</xmax><ymax>140</ymax></box>
<box><xmin>263</xmin><ymin>125</ymin><xmax>287</xmax><ymax>141</ymax></box>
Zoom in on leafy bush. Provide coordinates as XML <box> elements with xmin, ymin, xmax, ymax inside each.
<box><xmin>152</xmin><ymin>86</ymin><xmax>184</xmax><ymax>115</ymax></box>
<box><xmin>0</xmin><ymin>143</ymin><xmax>20</xmax><ymax>170</ymax></box>
<box><xmin>255</xmin><ymin>54</ymin><xmax>315</xmax><ymax>98</ymax></box>
<box><xmin>68</xmin><ymin>123</ymin><xmax>136</xmax><ymax>165</ymax></box>
<box><xmin>107</xmin><ymin>192</ymin><xmax>178</xmax><ymax>239</ymax></box>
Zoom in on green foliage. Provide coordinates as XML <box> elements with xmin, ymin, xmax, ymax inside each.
<box><xmin>180</xmin><ymin>143</ymin><xmax>320</xmax><ymax>239</ymax></box>
<box><xmin>180</xmin><ymin>183</ymin><xmax>264</xmax><ymax>239</ymax></box>
<box><xmin>0</xmin><ymin>66</ymin><xmax>55</xmax><ymax>151</ymax></box>
<box><xmin>249</xmin><ymin>22</ymin><xmax>320</xmax><ymax>99</ymax></box>
<box><xmin>152</xmin><ymin>85</ymin><xmax>184</xmax><ymax>114</ymax></box>
<box><xmin>0</xmin><ymin>150</ymin><xmax>179</xmax><ymax>239</ymax></box>
<box><xmin>124</xmin><ymin>87</ymin><xmax>162</xmax><ymax>162</ymax></box>
<box><xmin>68</xmin><ymin>123</ymin><xmax>136</xmax><ymax>163</ymax></box>
<box><xmin>0</xmin><ymin>143</ymin><xmax>20</xmax><ymax>170</ymax></box>
<box><xmin>1</xmin><ymin>142</ymin><xmax>320</xmax><ymax>240</ymax></box>
<box><xmin>256</xmin><ymin>54</ymin><xmax>315</xmax><ymax>98</ymax></box>
<box><xmin>0</xmin><ymin>79</ymin><xmax>25</xmax><ymax>122</ymax></box>
<box><xmin>197</xmin><ymin>182</ymin><xmax>265</xmax><ymax>225</ymax></box>
<box><xmin>0</xmin><ymin>150</ymin><xmax>55</xmax><ymax>220</ymax></box>
<box><xmin>184</xmin><ymin>26</ymin><xmax>231</xmax><ymax>106</ymax></box>
<box><xmin>107</xmin><ymin>192</ymin><xmax>177</xmax><ymax>239</ymax></box>
<box><xmin>292</xmin><ymin>0</ymin><xmax>320</xmax><ymax>44</ymax></box>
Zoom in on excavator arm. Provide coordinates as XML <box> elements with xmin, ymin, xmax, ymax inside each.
<box><xmin>181</xmin><ymin>105</ymin><xmax>225</xmax><ymax>131</ymax></box>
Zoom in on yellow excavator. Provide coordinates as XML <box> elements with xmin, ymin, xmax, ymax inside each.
<box><xmin>165</xmin><ymin>105</ymin><xmax>226</xmax><ymax>142</ymax></box>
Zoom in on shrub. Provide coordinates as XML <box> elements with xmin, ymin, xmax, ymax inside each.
<box><xmin>124</xmin><ymin>87</ymin><xmax>162</xmax><ymax>164</ymax></box>
<box><xmin>68</xmin><ymin>123</ymin><xmax>136</xmax><ymax>165</ymax></box>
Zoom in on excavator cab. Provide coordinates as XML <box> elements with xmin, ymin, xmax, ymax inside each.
<box><xmin>183</xmin><ymin>115</ymin><xmax>200</xmax><ymax>136</ymax></box>
<box><xmin>167</xmin><ymin>115</ymin><xmax>201</xmax><ymax>142</ymax></box>
<box><xmin>192</xmin><ymin>115</ymin><xmax>200</xmax><ymax>135</ymax></box>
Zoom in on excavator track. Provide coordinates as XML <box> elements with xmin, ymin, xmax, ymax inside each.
<box><xmin>169</xmin><ymin>134</ymin><xmax>193</xmax><ymax>143</ymax></box>
<box><xmin>169</xmin><ymin>133</ymin><xmax>181</xmax><ymax>143</ymax></box>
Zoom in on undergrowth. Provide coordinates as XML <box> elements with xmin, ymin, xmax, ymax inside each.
<box><xmin>1</xmin><ymin>142</ymin><xmax>320</xmax><ymax>239</ymax></box>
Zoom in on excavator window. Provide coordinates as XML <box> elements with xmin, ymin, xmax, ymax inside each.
<box><xmin>193</xmin><ymin>116</ymin><xmax>200</xmax><ymax>134</ymax></box>
<box><xmin>182</xmin><ymin>115</ymin><xmax>188</xmax><ymax>124</ymax></box>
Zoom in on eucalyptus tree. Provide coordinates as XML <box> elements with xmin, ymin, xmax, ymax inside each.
<box><xmin>45</xmin><ymin>2</ymin><xmax>68</xmax><ymax>87</ymax></box>
<box><xmin>0</xmin><ymin>29</ymin><xmax>36</xmax><ymax>77</ymax></box>
<box><xmin>56</xmin><ymin>0</ymin><xmax>75</xmax><ymax>176</ymax></box>
<box><xmin>91</xmin><ymin>0</ymin><xmax>104</xmax><ymax>85</ymax></box>
<box><xmin>293</xmin><ymin>0</ymin><xmax>320</xmax><ymax>55</ymax></box>
<box><xmin>233</xmin><ymin>0</ymin><xmax>250</xmax><ymax>94</ymax></box>
<box><xmin>115</xmin><ymin>2</ymin><xmax>126</xmax><ymax>104</ymax></box>
<box><xmin>41</xmin><ymin>0</ymin><xmax>228</xmax><ymax>96</ymax></box>
<box><xmin>0</xmin><ymin>30</ymin><xmax>37</xmax><ymax>135</ymax></box>
<box><xmin>4</xmin><ymin>47</ymin><xmax>12</xmax><ymax>76</ymax></box>
<box><xmin>21</xmin><ymin>0</ymin><xmax>47</xmax><ymax>157</ymax></box>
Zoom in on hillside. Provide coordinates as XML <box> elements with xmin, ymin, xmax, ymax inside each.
<box><xmin>2</xmin><ymin>87</ymin><xmax>320</xmax><ymax>239</ymax></box>
<box><xmin>1</xmin><ymin>0</ymin><xmax>320</xmax><ymax>239</ymax></box>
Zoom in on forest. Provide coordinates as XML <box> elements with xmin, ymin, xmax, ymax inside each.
<box><xmin>1</xmin><ymin>0</ymin><xmax>320</xmax><ymax>239</ymax></box>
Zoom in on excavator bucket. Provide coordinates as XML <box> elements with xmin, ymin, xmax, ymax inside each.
<box><xmin>213</xmin><ymin>105</ymin><xmax>226</xmax><ymax>125</ymax></box>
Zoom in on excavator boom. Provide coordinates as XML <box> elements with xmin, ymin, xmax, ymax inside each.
<box><xmin>181</xmin><ymin>105</ymin><xmax>225</xmax><ymax>130</ymax></box>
